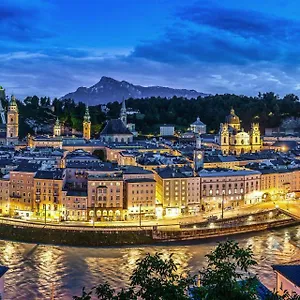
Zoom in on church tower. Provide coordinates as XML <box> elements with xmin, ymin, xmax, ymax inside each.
<box><xmin>83</xmin><ymin>105</ymin><xmax>91</xmax><ymax>140</ymax></box>
<box><xmin>219</xmin><ymin>123</ymin><xmax>230</xmax><ymax>155</ymax></box>
<box><xmin>250</xmin><ymin>123</ymin><xmax>261</xmax><ymax>153</ymax></box>
<box><xmin>6</xmin><ymin>95</ymin><xmax>19</xmax><ymax>145</ymax></box>
<box><xmin>120</xmin><ymin>98</ymin><xmax>127</xmax><ymax>125</ymax></box>
<box><xmin>193</xmin><ymin>134</ymin><xmax>204</xmax><ymax>171</ymax></box>
<box><xmin>53</xmin><ymin>117</ymin><xmax>61</xmax><ymax>137</ymax></box>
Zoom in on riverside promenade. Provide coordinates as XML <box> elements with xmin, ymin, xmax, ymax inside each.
<box><xmin>0</xmin><ymin>205</ymin><xmax>298</xmax><ymax>246</ymax></box>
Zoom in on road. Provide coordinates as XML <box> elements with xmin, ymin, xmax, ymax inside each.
<box><xmin>3</xmin><ymin>200</ymin><xmax>298</xmax><ymax>228</ymax></box>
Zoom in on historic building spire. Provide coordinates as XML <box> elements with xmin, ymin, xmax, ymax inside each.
<box><xmin>120</xmin><ymin>97</ymin><xmax>127</xmax><ymax>125</ymax></box>
<box><xmin>6</xmin><ymin>95</ymin><xmax>19</xmax><ymax>145</ymax></box>
<box><xmin>83</xmin><ymin>105</ymin><xmax>91</xmax><ymax>140</ymax></box>
<box><xmin>218</xmin><ymin>108</ymin><xmax>261</xmax><ymax>155</ymax></box>
<box><xmin>53</xmin><ymin>117</ymin><xmax>61</xmax><ymax>137</ymax></box>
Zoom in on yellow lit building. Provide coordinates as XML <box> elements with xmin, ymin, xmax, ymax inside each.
<box><xmin>33</xmin><ymin>169</ymin><xmax>66</xmax><ymax>221</ymax></box>
<box><xmin>218</xmin><ymin>108</ymin><xmax>261</xmax><ymax>155</ymax></box>
<box><xmin>0</xmin><ymin>177</ymin><xmax>9</xmax><ymax>215</ymax></box>
<box><xmin>9</xmin><ymin>163</ymin><xmax>40</xmax><ymax>218</ymax></box>
<box><xmin>125</xmin><ymin>178</ymin><xmax>156</xmax><ymax>220</ymax></box>
<box><xmin>154</xmin><ymin>166</ymin><xmax>201</xmax><ymax>217</ymax></box>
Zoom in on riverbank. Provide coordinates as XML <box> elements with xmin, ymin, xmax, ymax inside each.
<box><xmin>0</xmin><ymin>209</ymin><xmax>298</xmax><ymax>246</ymax></box>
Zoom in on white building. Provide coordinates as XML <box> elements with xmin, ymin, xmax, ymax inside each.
<box><xmin>160</xmin><ymin>125</ymin><xmax>174</xmax><ymax>136</ymax></box>
<box><xmin>190</xmin><ymin>117</ymin><xmax>206</xmax><ymax>134</ymax></box>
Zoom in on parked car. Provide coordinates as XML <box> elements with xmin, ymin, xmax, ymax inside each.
<box><xmin>224</xmin><ymin>206</ymin><xmax>233</xmax><ymax>211</ymax></box>
<box><xmin>207</xmin><ymin>215</ymin><xmax>218</xmax><ymax>222</ymax></box>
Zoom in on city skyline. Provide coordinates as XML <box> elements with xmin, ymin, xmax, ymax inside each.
<box><xmin>2</xmin><ymin>0</ymin><xmax>300</xmax><ymax>98</ymax></box>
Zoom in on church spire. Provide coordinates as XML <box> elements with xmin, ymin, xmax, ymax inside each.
<box><xmin>84</xmin><ymin>105</ymin><xmax>90</xmax><ymax>122</ymax></box>
<box><xmin>121</xmin><ymin>97</ymin><xmax>126</xmax><ymax>111</ymax></box>
<box><xmin>120</xmin><ymin>97</ymin><xmax>127</xmax><ymax>125</ymax></box>
<box><xmin>83</xmin><ymin>105</ymin><xmax>91</xmax><ymax>140</ymax></box>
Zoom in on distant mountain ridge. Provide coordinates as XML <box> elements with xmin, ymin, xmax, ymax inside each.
<box><xmin>61</xmin><ymin>76</ymin><xmax>208</xmax><ymax>104</ymax></box>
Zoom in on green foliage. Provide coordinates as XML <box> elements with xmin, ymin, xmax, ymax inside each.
<box><xmin>93</xmin><ymin>149</ymin><xmax>106</xmax><ymax>161</ymax></box>
<box><xmin>13</xmin><ymin>92</ymin><xmax>300</xmax><ymax>138</ymax></box>
<box><xmin>266</xmin><ymin>290</ymin><xmax>300</xmax><ymax>300</ymax></box>
<box><xmin>73</xmin><ymin>252</ymin><xmax>195</xmax><ymax>300</ymax></box>
<box><xmin>193</xmin><ymin>240</ymin><xmax>258</xmax><ymax>300</ymax></box>
<box><xmin>73</xmin><ymin>241</ymin><xmax>299</xmax><ymax>300</ymax></box>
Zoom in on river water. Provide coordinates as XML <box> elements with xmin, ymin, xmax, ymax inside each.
<box><xmin>0</xmin><ymin>226</ymin><xmax>299</xmax><ymax>300</ymax></box>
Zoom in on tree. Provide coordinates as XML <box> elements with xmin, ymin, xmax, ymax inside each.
<box><xmin>93</xmin><ymin>149</ymin><xmax>106</xmax><ymax>161</ymax></box>
<box><xmin>74</xmin><ymin>241</ymin><xmax>300</xmax><ymax>300</ymax></box>
<box><xmin>73</xmin><ymin>252</ymin><xmax>195</xmax><ymax>300</ymax></box>
<box><xmin>193</xmin><ymin>240</ymin><xmax>258</xmax><ymax>300</ymax></box>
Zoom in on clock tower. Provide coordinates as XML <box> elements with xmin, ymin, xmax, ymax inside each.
<box><xmin>194</xmin><ymin>135</ymin><xmax>204</xmax><ymax>171</ymax></box>
<box><xmin>6</xmin><ymin>95</ymin><xmax>19</xmax><ymax>145</ymax></box>
<box><xmin>83</xmin><ymin>106</ymin><xmax>91</xmax><ymax>140</ymax></box>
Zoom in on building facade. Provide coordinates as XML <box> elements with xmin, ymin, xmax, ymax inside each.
<box><xmin>83</xmin><ymin>106</ymin><xmax>91</xmax><ymax>140</ymax></box>
<box><xmin>53</xmin><ymin>118</ymin><xmax>61</xmax><ymax>137</ymax></box>
<box><xmin>6</xmin><ymin>95</ymin><xmax>19</xmax><ymax>145</ymax></box>
<box><xmin>218</xmin><ymin>108</ymin><xmax>261</xmax><ymax>155</ymax></box>
<box><xmin>160</xmin><ymin>125</ymin><xmax>174</xmax><ymax>136</ymax></box>
<box><xmin>190</xmin><ymin>117</ymin><xmax>206</xmax><ymax>134</ymax></box>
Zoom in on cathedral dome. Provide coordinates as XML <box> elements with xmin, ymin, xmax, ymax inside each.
<box><xmin>225</xmin><ymin>108</ymin><xmax>240</xmax><ymax>125</ymax></box>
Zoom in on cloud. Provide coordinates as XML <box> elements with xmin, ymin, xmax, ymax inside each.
<box><xmin>0</xmin><ymin>0</ymin><xmax>54</xmax><ymax>43</ymax></box>
<box><xmin>2</xmin><ymin>0</ymin><xmax>300</xmax><ymax>99</ymax></box>
<box><xmin>132</xmin><ymin>1</ymin><xmax>300</xmax><ymax>66</ymax></box>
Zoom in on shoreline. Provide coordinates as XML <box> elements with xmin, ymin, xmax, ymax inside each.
<box><xmin>0</xmin><ymin>210</ymin><xmax>298</xmax><ymax>247</ymax></box>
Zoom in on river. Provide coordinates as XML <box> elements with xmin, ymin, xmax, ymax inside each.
<box><xmin>0</xmin><ymin>225</ymin><xmax>299</xmax><ymax>300</ymax></box>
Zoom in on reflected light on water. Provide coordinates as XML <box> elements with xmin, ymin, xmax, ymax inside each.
<box><xmin>0</xmin><ymin>225</ymin><xmax>299</xmax><ymax>299</ymax></box>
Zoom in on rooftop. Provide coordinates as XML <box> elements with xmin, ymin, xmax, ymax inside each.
<box><xmin>126</xmin><ymin>178</ymin><xmax>156</xmax><ymax>183</ymax></box>
<box><xmin>100</xmin><ymin>119</ymin><xmax>133</xmax><ymax>136</ymax></box>
<box><xmin>34</xmin><ymin>169</ymin><xmax>64</xmax><ymax>180</ymax></box>
<box><xmin>0</xmin><ymin>266</ymin><xmax>9</xmax><ymax>278</ymax></box>
<box><xmin>272</xmin><ymin>264</ymin><xmax>300</xmax><ymax>287</ymax></box>
<box><xmin>191</xmin><ymin>117</ymin><xmax>205</xmax><ymax>126</ymax></box>
<box><xmin>199</xmin><ymin>168</ymin><xmax>261</xmax><ymax>177</ymax></box>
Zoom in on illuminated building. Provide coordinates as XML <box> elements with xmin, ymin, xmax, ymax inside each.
<box><xmin>125</xmin><ymin>178</ymin><xmax>156</xmax><ymax>220</ymax></box>
<box><xmin>6</xmin><ymin>95</ymin><xmax>19</xmax><ymax>145</ymax></box>
<box><xmin>83</xmin><ymin>106</ymin><xmax>91</xmax><ymax>140</ymax></box>
<box><xmin>87</xmin><ymin>174</ymin><xmax>124</xmax><ymax>221</ymax></box>
<box><xmin>61</xmin><ymin>190</ymin><xmax>87</xmax><ymax>221</ymax></box>
<box><xmin>33</xmin><ymin>169</ymin><xmax>66</xmax><ymax>221</ymax></box>
<box><xmin>199</xmin><ymin>169</ymin><xmax>261</xmax><ymax>210</ymax></box>
<box><xmin>154</xmin><ymin>166</ymin><xmax>201</xmax><ymax>216</ymax></box>
<box><xmin>218</xmin><ymin>108</ymin><xmax>261</xmax><ymax>155</ymax></box>
<box><xmin>100</xmin><ymin>99</ymin><xmax>133</xmax><ymax>143</ymax></box>
<box><xmin>53</xmin><ymin>118</ymin><xmax>61</xmax><ymax>137</ymax></box>
<box><xmin>0</xmin><ymin>176</ymin><xmax>9</xmax><ymax>215</ymax></box>
<box><xmin>160</xmin><ymin>125</ymin><xmax>174</xmax><ymax>136</ymax></box>
<box><xmin>9</xmin><ymin>162</ymin><xmax>40</xmax><ymax>218</ymax></box>
<box><xmin>190</xmin><ymin>117</ymin><xmax>206</xmax><ymax>134</ymax></box>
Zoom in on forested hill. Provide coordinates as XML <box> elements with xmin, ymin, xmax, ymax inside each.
<box><xmin>7</xmin><ymin>92</ymin><xmax>300</xmax><ymax>138</ymax></box>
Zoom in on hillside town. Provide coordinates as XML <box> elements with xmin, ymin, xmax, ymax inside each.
<box><xmin>0</xmin><ymin>88</ymin><xmax>299</xmax><ymax>224</ymax></box>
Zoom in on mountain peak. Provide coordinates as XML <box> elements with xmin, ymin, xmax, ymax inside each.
<box><xmin>61</xmin><ymin>76</ymin><xmax>208</xmax><ymax>104</ymax></box>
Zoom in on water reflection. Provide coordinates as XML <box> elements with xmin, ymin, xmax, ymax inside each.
<box><xmin>0</xmin><ymin>226</ymin><xmax>299</xmax><ymax>300</ymax></box>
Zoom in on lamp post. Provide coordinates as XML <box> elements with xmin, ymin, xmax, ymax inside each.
<box><xmin>44</xmin><ymin>204</ymin><xmax>47</xmax><ymax>225</ymax></box>
<box><xmin>139</xmin><ymin>203</ymin><xmax>142</xmax><ymax>228</ymax></box>
<box><xmin>221</xmin><ymin>190</ymin><xmax>225</xmax><ymax>220</ymax></box>
<box><xmin>93</xmin><ymin>202</ymin><xmax>96</xmax><ymax>228</ymax></box>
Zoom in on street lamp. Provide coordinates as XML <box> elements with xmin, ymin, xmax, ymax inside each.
<box><xmin>139</xmin><ymin>203</ymin><xmax>142</xmax><ymax>228</ymax></box>
<box><xmin>221</xmin><ymin>190</ymin><xmax>225</xmax><ymax>219</ymax></box>
<box><xmin>92</xmin><ymin>202</ymin><xmax>96</xmax><ymax>228</ymax></box>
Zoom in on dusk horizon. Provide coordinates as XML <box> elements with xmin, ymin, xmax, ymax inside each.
<box><xmin>2</xmin><ymin>0</ymin><xmax>300</xmax><ymax>99</ymax></box>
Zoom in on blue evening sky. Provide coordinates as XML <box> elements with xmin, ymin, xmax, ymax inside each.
<box><xmin>2</xmin><ymin>0</ymin><xmax>300</xmax><ymax>98</ymax></box>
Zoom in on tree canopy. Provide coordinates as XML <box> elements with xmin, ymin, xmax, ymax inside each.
<box><xmin>73</xmin><ymin>240</ymin><xmax>300</xmax><ymax>300</ymax></box>
<box><xmin>4</xmin><ymin>92</ymin><xmax>300</xmax><ymax>138</ymax></box>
